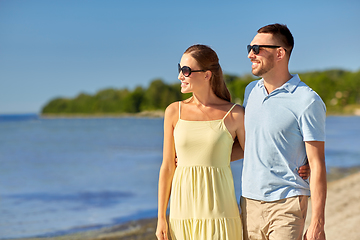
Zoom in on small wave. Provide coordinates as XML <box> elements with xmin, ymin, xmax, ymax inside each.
<box><xmin>4</xmin><ymin>190</ymin><xmax>134</xmax><ymax>208</ymax></box>
<box><xmin>0</xmin><ymin>113</ymin><xmax>39</xmax><ymax>122</ymax></box>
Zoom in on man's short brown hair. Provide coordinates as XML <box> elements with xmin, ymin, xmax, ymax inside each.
<box><xmin>258</xmin><ymin>23</ymin><xmax>294</xmax><ymax>57</ymax></box>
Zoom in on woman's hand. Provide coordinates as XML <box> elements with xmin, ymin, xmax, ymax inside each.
<box><xmin>298</xmin><ymin>163</ymin><xmax>311</xmax><ymax>180</ymax></box>
<box><xmin>156</xmin><ymin>218</ymin><xmax>169</xmax><ymax>240</ymax></box>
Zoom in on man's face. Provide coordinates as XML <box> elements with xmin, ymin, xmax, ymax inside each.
<box><xmin>248</xmin><ymin>33</ymin><xmax>278</xmax><ymax>77</ymax></box>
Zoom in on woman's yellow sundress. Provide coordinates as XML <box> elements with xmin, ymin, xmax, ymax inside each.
<box><xmin>169</xmin><ymin>102</ymin><xmax>242</xmax><ymax>240</ymax></box>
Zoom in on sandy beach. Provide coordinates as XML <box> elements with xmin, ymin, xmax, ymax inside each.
<box><xmin>304</xmin><ymin>169</ymin><xmax>360</xmax><ymax>240</ymax></box>
<box><xmin>15</xmin><ymin>168</ymin><xmax>360</xmax><ymax>240</ymax></box>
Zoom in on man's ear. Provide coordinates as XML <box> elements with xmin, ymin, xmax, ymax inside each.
<box><xmin>277</xmin><ymin>47</ymin><xmax>287</xmax><ymax>60</ymax></box>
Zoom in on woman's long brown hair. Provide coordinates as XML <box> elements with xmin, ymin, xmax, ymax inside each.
<box><xmin>184</xmin><ymin>44</ymin><xmax>231</xmax><ymax>102</ymax></box>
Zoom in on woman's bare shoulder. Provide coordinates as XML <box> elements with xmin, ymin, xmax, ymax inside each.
<box><xmin>232</xmin><ymin>103</ymin><xmax>245</xmax><ymax>114</ymax></box>
<box><xmin>229</xmin><ymin>103</ymin><xmax>245</xmax><ymax>120</ymax></box>
<box><xmin>164</xmin><ymin>102</ymin><xmax>180</xmax><ymax>121</ymax></box>
<box><xmin>165</xmin><ymin>101</ymin><xmax>179</xmax><ymax>111</ymax></box>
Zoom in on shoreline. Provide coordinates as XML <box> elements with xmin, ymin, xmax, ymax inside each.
<box><xmin>3</xmin><ymin>107</ymin><xmax>360</xmax><ymax>119</ymax></box>
<box><xmin>326</xmin><ymin>166</ymin><xmax>360</xmax><ymax>182</ymax></box>
<box><xmin>40</xmin><ymin>111</ymin><xmax>165</xmax><ymax>119</ymax></box>
<box><xmin>12</xmin><ymin>166</ymin><xmax>360</xmax><ymax>240</ymax></box>
<box><xmin>41</xmin><ymin>110</ymin><xmax>360</xmax><ymax>118</ymax></box>
<box><xmin>37</xmin><ymin>104</ymin><xmax>360</xmax><ymax>119</ymax></box>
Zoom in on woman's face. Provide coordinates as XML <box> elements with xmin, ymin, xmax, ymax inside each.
<box><xmin>178</xmin><ymin>53</ymin><xmax>207</xmax><ymax>94</ymax></box>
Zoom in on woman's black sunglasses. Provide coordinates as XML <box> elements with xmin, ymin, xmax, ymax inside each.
<box><xmin>247</xmin><ymin>45</ymin><xmax>285</xmax><ymax>55</ymax></box>
<box><xmin>178</xmin><ymin>63</ymin><xmax>206</xmax><ymax>77</ymax></box>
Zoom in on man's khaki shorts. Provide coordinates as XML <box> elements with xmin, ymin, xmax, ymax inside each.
<box><xmin>240</xmin><ymin>195</ymin><xmax>308</xmax><ymax>240</ymax></box>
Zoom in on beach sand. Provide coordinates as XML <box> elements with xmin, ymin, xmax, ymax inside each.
<box><xmin>304</xmin><ymin>169</ymin><xmax>360</xmax><ymax>240</ymax></box>
<box><xmin>16</xmin><ymin>169</ymin><xmax>360</xmax><ymax>240</ymax></box>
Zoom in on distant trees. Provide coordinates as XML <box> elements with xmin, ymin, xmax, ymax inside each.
<box><xmin>140</xmin><ymin>79</ymin><xmax>180</xmax><ymax>111</ymax></box>
<box><xmin>42</xmin><ymin>79</ymin><xmax>192</xmax><ymax>114</ymax></box>
<box><xmin>299</xmin><ymin>70</ymin><xmax>360</xmax><ymax>113</ymax></box>
<box><xmin>224</xmin><ymin>74</ymin><xmax>256</xmax><ymax>104</ymax></box>
<box><xmin>41</xmin><ymin>69</ymin><xmax>360</xmax><ymax>115</ymax></box>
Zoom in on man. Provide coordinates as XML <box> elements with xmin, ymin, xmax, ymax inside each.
<box><xmin>241</xmin><ymin>24</ymin><xmax>327</xmax><ymax>240</ymax></box>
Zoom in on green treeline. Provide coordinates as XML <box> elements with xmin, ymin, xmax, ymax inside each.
<box><xmin>41</xmin><ymin>69</ymin><xmax>360</xmax><ymax>115</ymax></box>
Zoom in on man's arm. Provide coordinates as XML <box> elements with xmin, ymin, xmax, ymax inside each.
<box><xmin>304</xmin><ymin>141</ymin><xmax>327</xmax><ymax>240</ymax></box>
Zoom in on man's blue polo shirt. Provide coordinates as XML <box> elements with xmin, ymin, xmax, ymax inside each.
<box><xmin>242</xmin><ymin>74</ymin><xmax>326</xmax><ymax>201</ymax></box>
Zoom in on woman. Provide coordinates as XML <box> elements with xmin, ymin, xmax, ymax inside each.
<box><xmin>156</xmin><ymin>44</ymin><xmax>245</xmax><ymax>240</ymax></box>
<box><xmin>156</xmin><ymin>44</ymin><xmax>310</xmax><ymax>240</ymax></box>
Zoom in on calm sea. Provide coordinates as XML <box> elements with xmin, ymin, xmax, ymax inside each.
<box><xmin>0</xmin><ymin>115</ymin><xmax>359</xmax><ymax>239</ymax></box>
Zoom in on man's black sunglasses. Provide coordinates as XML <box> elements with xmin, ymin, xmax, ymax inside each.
<box><xmin>178</xmin><ymin>63</ymin><xmax>206</xmax><ymax>77</ymax></box>
<box><xmin>247</xmin><ymin>45</ymin><xmax>286</xmax><ymax>55</ymax></box>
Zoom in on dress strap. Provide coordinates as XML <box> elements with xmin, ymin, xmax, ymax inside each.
<box><xmin>222</xmin><ymin>103</ymin><xmax>237</xmax><ymax>120</ymax></box>
<box><xmin>178</xmin><ymin>101</ymin><xmax>181</xmax><ymax>119</ymax></box>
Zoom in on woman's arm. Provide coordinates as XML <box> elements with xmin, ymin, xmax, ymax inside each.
<box><xmin>298</xmin><ymin>163</ymin><xmax>311</xmax><ymax>180</ymax></box>
<box><xmin>156</xmin><ymin>103</ymin><xmax>177</xmax><ymax>240</ymax></box>
<box><xmin>232</xmin><ymin>105</ymin><xmax>246</xmax><ymax>161</ymax></box>
<box><xmin>231</xmin><ymin>139</ymin><xmax>244</xmax><ymax>161</ymax></box>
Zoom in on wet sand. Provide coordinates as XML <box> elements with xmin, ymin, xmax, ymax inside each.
<box><xmin>15</xmin><ymin>167</ymin><xmax>360</xmax><ymax>240</ymax></box>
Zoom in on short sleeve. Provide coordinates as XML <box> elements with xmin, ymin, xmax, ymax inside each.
<box><xmin>243</xmin><ymin>81</ymin><xmax>258</xmax><ymax>108</ymax></box>
<box><xmin>299</xmin><ymin>97</ymin><xmax>326</xmax><ymax>142</ymax></box>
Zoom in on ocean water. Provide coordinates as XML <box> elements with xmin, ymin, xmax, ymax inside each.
<box><xmin>0</xmin><ymin>115</ymin><xmax>359</xmax><ymax>239</ymax></box>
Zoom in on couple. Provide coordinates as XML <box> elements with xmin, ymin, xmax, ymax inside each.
<box><xmin>156</xmin><ymin>24</ymin><xmax>326</xmax><ymax>240</ymax></box>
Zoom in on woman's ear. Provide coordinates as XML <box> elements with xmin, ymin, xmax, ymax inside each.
<box><xmin>205</xmin><ymin>70</ymin><xmax>212</xmax><ymax>81</ymax></box>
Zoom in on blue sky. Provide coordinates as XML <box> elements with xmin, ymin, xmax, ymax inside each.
<box><xmin>1</xmin><ymin>0</ymin><xmax>359</xmax><ymax>114</ymax></box>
